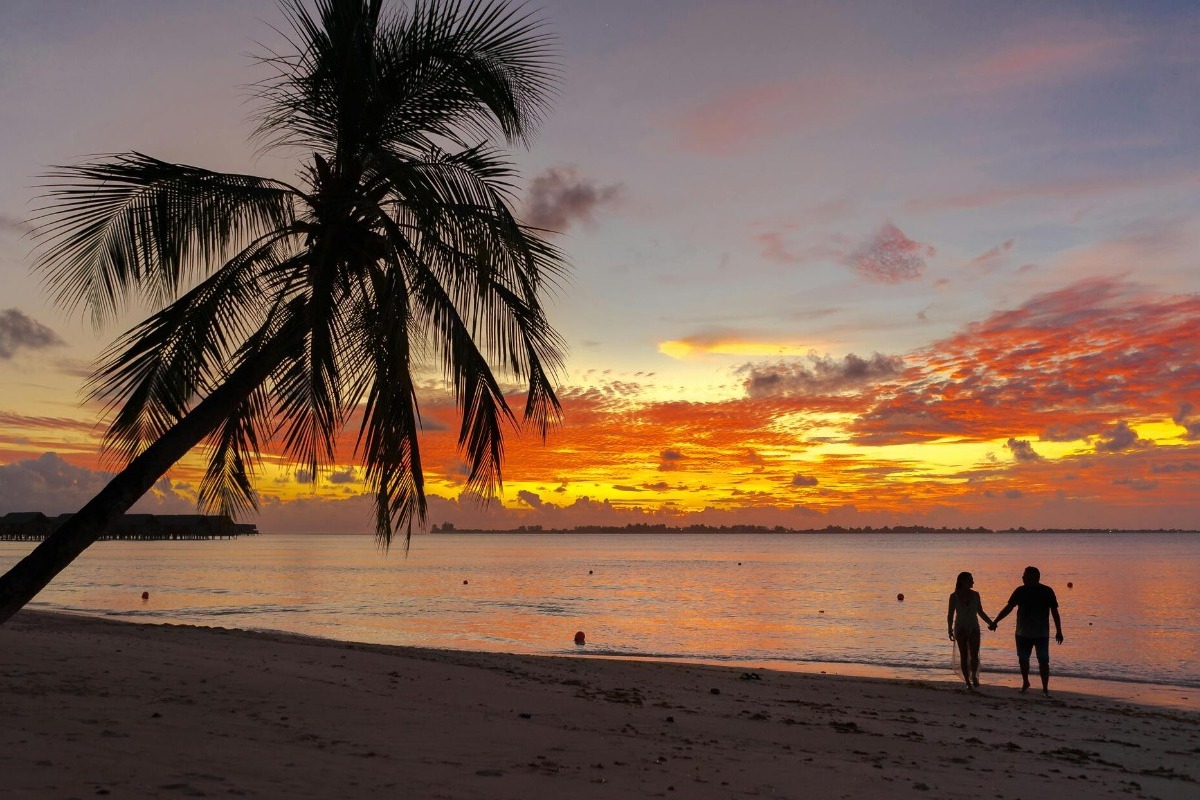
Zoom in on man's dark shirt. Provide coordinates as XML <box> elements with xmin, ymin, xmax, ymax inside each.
<box><xmin>1007</xmin><ymin>583</ymin><xmax>1058</xmax><ymax>638</ymax></box>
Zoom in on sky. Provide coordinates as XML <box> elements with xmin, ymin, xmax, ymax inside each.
<box><xmin>1</xmin><ymin>0</ymin><xmax>1200</xmax><ymax>532</ymax></box>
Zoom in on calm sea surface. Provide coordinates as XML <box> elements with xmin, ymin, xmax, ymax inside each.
<box><xmin>2</xmin><ymin>532</ymin><xmax>1197</xmax><ymax>692</ymax></box>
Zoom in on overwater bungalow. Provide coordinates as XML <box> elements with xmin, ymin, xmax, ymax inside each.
<box><xmin>0</xmin><ymin>512</ymin><xmax>258</xmax><ymax>541</ymax></box>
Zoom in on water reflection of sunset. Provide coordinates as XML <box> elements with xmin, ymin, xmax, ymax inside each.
<box><xmin>8</xmin><ymin>532</ymin><xmax>1194</xmax><ymax>693</ymax></box>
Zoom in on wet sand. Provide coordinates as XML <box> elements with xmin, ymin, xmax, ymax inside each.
<box><xmin>2</xmin><ymin>610</ymin><xmax>1197</xmax><ymax>799</ymax></box>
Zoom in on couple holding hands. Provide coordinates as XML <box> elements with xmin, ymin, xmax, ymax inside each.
<box><xmin>947</xmin><ymin>566</ymin><xmax>1064</xmax><ymax>696</ymax></box>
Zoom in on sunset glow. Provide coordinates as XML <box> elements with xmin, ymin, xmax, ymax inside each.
<box><xmin>2</xmin><ymin>1</ymin><xmax>1199</xmax><ymax>533</ymax></box>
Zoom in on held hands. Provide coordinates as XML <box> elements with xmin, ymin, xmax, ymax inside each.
<box><xmin>988</xmin><ymin>622</ymin><xmax>997</xmax><ymax>632</ymax></box>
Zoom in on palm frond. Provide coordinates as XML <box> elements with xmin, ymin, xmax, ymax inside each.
<box><xmin>372</xmin><ymin>139</ymin><xmax>566</xmax><ymax>439</ymax></box>
<box><xmin>393</xmin><ymin>0</ymin><xmax>559</xmax><ymax>147</ymax></box>
<box><xmin>383</xmin><ymin>159</ymin><xmax>567</xmax><ymax>379</ymax></box>
<box><xmin>88</xmin><ymin>234</ymin><xmax>300</xmax><ymax>464</ymax></box>
<box><xmin>488</xmin><ymin>281</ymin><xmax>563</xmax><ymax>437</ymax></box>
<box><xmin>355</xmin><ymin>263</ymin><xmax>426</xmax><ymax>547</ymax></box>
<box><xmin>197</xmin><ymin>384</ymin><xmax>272</xmax><ymax>517</ymax></box>
<box><xmin>253</xmin><ymin>0</ymin><xmax>558</xmax><ymax>157</ymax></box>
<box><xmin>271</xmin><ymin>285</ymin><xmax>351</xmax><ymax>483</ymax></box>
<box><xmin>390</xmin><ymin>226</ymin><xmax>517</xmax><ymax>497</ymax></box>
<box><xmin>195</xmin><ymin>297</ymin><xmax>317</xmax><ymax>516</ymax></box>
<box><xmin>33</xmin><ymin>154</ymin><xmax>296</xmax><ymax>325</ymax></box>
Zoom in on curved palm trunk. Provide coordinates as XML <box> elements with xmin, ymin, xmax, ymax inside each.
<box><xmin>0</xmin><ymin>357</ymin><xmax>276</xmax><ymax>626</ymax></box>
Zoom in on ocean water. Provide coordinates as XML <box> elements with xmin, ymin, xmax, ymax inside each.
<box><xmin>2</xmin><ymin>532</ymin><xmax>1197</xmax><ymax>693</ymax></box>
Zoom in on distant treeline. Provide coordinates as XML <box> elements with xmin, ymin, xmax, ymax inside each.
<box><xmin>431</xmin><ymin>522</ymin><xmax>1197</xmax><ymax>535</ymax></box>
<box><xmin>0</xmin><ymin>512</ymin><xmax>258</xmax><ymax>541</ymax></box>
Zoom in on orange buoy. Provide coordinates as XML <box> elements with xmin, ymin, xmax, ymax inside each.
<box><xmin>573</xmin><ymin>630</ymin><xmax>586</xmax><ymax>645</ymax></box>
<box><xmin>1067</xmin><ymin>581</ymin><xmax>1073</xmax><ymax>589</ymax></box>
<box><xmin>896</xmin><ymin>593</ymin><xmax>905</xmax><ymax>602</ymax></box>
<box><xmin>463</xmin><ymin>580</ymin><xmax>468</xmax><ymax>585</ymax></box>
<box><xmin>141</xmin><ymin>591</ymin><xmax>149</xmax><ymax>601</ymax></box>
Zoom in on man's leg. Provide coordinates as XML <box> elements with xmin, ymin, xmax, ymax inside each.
<box><xmin>1015</xmin><ymin>636</ymin><xmax>1033</xmax><ymax>692</ymax></box>
<box><xmin>1035</xmin><ymin>639</ymin><xmax>1051</xmax><ymax>696</ymax></box>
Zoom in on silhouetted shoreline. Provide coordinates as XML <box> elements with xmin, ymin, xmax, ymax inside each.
<box><xmin>431</xmin><ymin>523</ymin><xmax>1198</xmax><ymax>535</ymax></box>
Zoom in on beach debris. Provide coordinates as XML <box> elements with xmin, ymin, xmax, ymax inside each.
<box><xmin>897</xmin><ymin>593</ymin><xmax>905</xmax><ymax>601</ymax></box>
<box><xmin>710</xmin><ymin>687</ymin><xmax>720</xmax><ymax>695</ymax></box>
<box><xmin>739</xmin><ymin>671</ymin><xmax>762</xmax><ymax>681</ymax></box>
<box><xmin>141</xmin><ymin>591</ymin><xmax>149</xmax><ymax>600</ymax></box>
<box><xmin>574</xmin><ymin>630</ymin><xmax>586</xmax><ymax>645</ymax></box>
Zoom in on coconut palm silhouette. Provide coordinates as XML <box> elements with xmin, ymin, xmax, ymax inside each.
<box><xmin>0</xmin><ymin>0</ymin><xmax>565</xmax><ymax>624</ymax></box>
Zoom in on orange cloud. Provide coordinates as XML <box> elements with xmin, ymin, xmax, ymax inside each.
<box><xmin>9</xmin><ymin>279</ymin><xmax>1200</xmax><ymax>531</ymax></box>
<box><xmin>225</xmin><ymin>279</ymin><xmax>1200</xmax><ymax>529</ymax></box>
<box><xmin>853</xmin><ymin>279</ymin><xmax>1200</xmax><ymax>445</ymax></box>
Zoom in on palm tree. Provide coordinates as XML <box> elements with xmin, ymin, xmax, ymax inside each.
<box><xmin>0</xmin><ymin>0</ymin><xmax>565</xmax><ymax>625</ymax></box>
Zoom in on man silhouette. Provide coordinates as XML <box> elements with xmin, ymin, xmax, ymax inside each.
<box><xmin>991</xmin><ymin>566</ymin><xmax>1063</xmax><ymax>697</ymax></box>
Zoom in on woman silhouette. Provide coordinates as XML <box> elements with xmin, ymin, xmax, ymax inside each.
<box><xmin>947</xmin><ymin>571</ymin><xmax>995</xmax><ymax>690</ymax></box>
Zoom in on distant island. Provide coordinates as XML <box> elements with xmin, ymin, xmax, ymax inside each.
<box><xmin>0</xmin><ymin>512</ymin><xmax>258</xmax><ymax>541</ymax></box>
<box><xmin>430</xmin><ymin>522</ymin><xmax>1197</xmax><ymax>535</ymax></box>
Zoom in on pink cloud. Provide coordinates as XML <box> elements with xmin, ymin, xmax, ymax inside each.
<box><xmin>907</xmin><ymin>170</ymin><xmax>1200</xmax><ymax>214</ymax></box>
<box><xmin>969</xmin><ymin>239</ymin><xmax>1015</xmax><ymax>270</ymax></box>
<box><xmin>971</xmin><ymin>36</ymin><xmax>1132</xmax><ymax>85</ymax></box>
<box><xmin>669</xmin><ymin>74</ymin><xmax>858</xmax><ymax>155</ymax></box>
<box><xmin>845</xmin><ymin>223</ymin><xmax>935</xmax><ymax>283</ymax></box>
<box><xmin>751</xmin><ymin>223</ymin><xmax>850</xmax><ymax>267</ymax></box>
<box><xmin>753</xmin><ymin>227</ymin><xmax>801</xmax><ymax>264</ymax></box>
<box><xmin>671</xmin><ymin>83</ymin><xmax>791</xmax><ymax>155</ymax></box>
<box><xmin>668</xmin><ymin>25</ymin><xmax>1131</xmax><ymax>158</ymax></box>
<box><xmin>1054</xmin><ymin>215</ymin><xmax>1200</xmax><ymax>279</ymax></box>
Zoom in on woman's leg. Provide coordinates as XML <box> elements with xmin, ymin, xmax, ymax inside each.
<box><xmin>968</xmin><ymin>629</ymin><xmax>981</xmax><ymax>686</ymax></box>
<box><xmin>955</xmin><ymin>631</ymin><xmax>973</xmax><ymax>688</ymax></box>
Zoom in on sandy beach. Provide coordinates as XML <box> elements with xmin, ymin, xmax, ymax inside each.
<box><xmin>2</xmin><ymin>611</ymin><xmax>1196</xmax><ymax>799</ymax></box>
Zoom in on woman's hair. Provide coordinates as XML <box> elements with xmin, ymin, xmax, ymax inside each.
<box><xmin>955</xmin><ymin>571</ymin><xmax>973</xmax><ymax>595</ymax></box>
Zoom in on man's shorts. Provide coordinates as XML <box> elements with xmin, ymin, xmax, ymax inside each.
<box><xmin>1015</xmin><ymin>635</ymin><xmax>1050</xmax><ymax>666</ymax></box>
